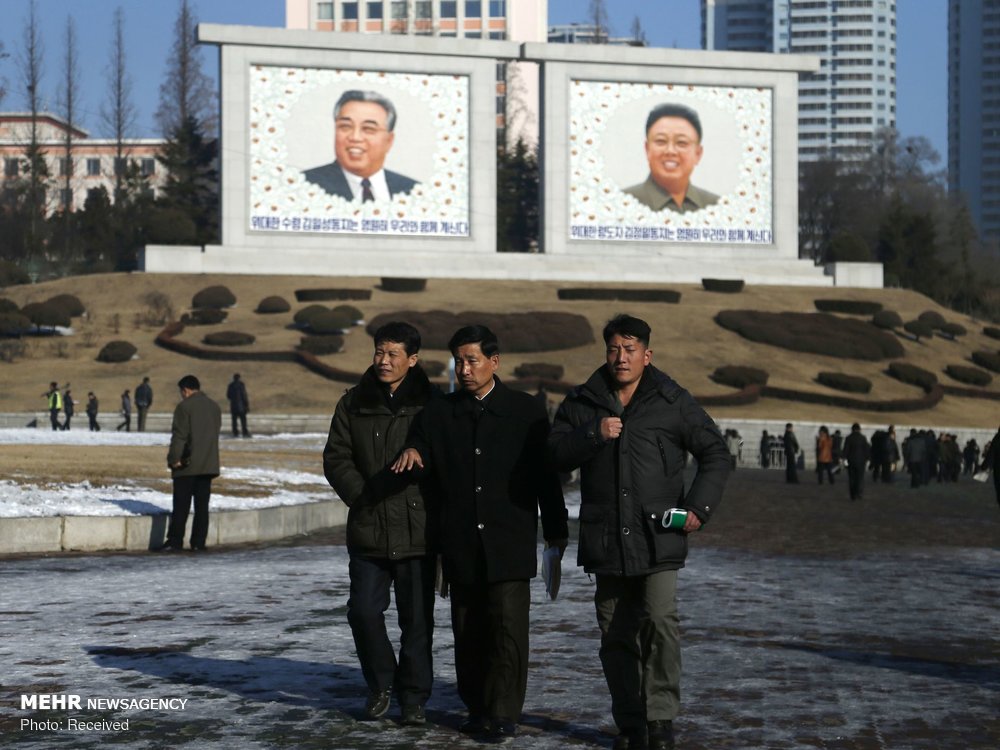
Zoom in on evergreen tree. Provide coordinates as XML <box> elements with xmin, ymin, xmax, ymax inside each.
<box><xmin>156</xmin><ymin>115</ymin><xmax>219</xmax><ymax>245</ymax></box>
<box><xmin>496</xmin><ymin>140</ymin><xmax>539</xmax><ymax>253</ymax></box>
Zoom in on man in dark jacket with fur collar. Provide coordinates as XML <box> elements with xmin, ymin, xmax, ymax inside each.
<box><xmin>549</xmin><ymin>314</ymin><xmax>731</xmax><ymax>750</ymax></box>
<box><xmin>323</xmin><ymin>322</ymin><xmax>439</xmax><ymax>727</ymax></box>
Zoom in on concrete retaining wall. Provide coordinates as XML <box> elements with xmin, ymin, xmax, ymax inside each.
<box><xmin>0</xmin><ymin>500</ymin><xmax>347</xmax><ymax>555</ymax></box>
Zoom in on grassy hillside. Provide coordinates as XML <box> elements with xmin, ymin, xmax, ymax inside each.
<box><xmin>2</xmin><ymin>272</ymin><xmax>999</xmax><ymax>427</ymax></box>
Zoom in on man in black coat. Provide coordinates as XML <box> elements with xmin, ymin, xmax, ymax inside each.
<box><xmin>783</xmin><ymin>423</ymin><xmax>800</xmax><ymax>483</ymax></box>
<box><xmin>135</xmin><ymin>377</ymin><xmax>153</xmax><ymax>433</ymax></box>
<box><xmin>843</xmin><ymin>423</ymin><xmax>871</xmax><ymax>501</ymax></box>
<box><xmin>226</xmin><ymin>373</ymin><xmax>250</xmax><ymax>438</ymax></box>
<box><xmin>323</xmin><ymin>322</ymin><xmax>438</xmax><ymax>726</ymax></box>
<box><xmin>392</xmin><ymin>325</ymin><xmax>568</xmax><ymax>741</ymax></box>
<box><xmin>549</xmin><ymin>315</ymin><xmax>731</xmax><ymax>750</ymax></box>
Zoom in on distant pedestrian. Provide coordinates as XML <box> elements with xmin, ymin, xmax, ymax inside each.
<box><xmin>62</xmin><ymin>388</ymin><xmax>75</xmax><ymax>431</ymax></box>
<box><xmin>982</xmin><ymin>427</ymin><xmax>1000</xmax><ymax>508</ymax></box>
<box><xmin>783</xmin><ymin>423</ymin><xmax>800</xmax><ymax>483</ymax></box>
<box><xmin>832</xmin><ymin>429</ymin><xmax>844</xmax><ymax>473</ymax></box>
<box><xmin>86</xmin><ymin>392</ymin><xmax>100</xmax><ymax>432</ymax></box>
<box><xmin>963</xmin><ymin>439</ymin><xmax>980</xmax><ymax>476</ymax></box>
<box><xmin>226</xmin><ymin>373</ymin><xmax>251</xmax><ymax>438</ymax></box>
<box><xmin>759</xmin><ymin>430</ymin><xmax>771</xmax><ymax>468</ymax></box>
<box><xmin>43</xmin><ymin>382</ymin><xmax>62</xmax><ymax>431</ymax></box>
<box><xmin>815</xmin><ymin>426</ymin><xmax>834</xmax><ymax>484</ymax></box>
<box><xmin>906</xmin><ymin>429</ymin><xmax>928</xmax><ymax>487</ymax></box>
<box><xmin>843</xmin><ymin>423</ymin><xmax>871</xmax><ymax>501</ymax></box>
<box><xmin>117</xmin><ymin>390</ymin><xmax>132</xmax><ymax>432</ymax></box>
<box><xmin>135</xmin><ymin>377</ymin><xmax>154</xmax><ymax>432</ymax></box>
<box><xmin>157</xmin><ymin>375</ymin><xmax>222</xmax><ymax>552</ymax></box>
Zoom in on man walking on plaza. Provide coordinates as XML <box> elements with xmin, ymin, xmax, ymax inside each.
<box><xmin>43</xmin><ymin>382</ymin><xmax>62</xmax><ymax>431</ymax></box>
<box><xmin>548</xmin><ymin>314</ymin><xmax>731</xmax><ymax>750</ymax></box>
<box><xmin>323</xmin><ymin>322</ymin><xmax>439</xmax><ymax>726</ymax></box>
<box><xmin>392</xmin><ymin>324</ymin><xmax>568</xmax><ymax>741</ymax></box>
<box><xmin>226</xmin><ymin>373</ymin><xmax>251</xmax><ymax>438</ymax></box>
<box><xmin>135</xmin><ymin>377</ymin><xmax>153</xmax><ymax>432</ymax></box>
<box><xmin>783</xmin><ymin>423</ymin><xmax>800</xmax><ymax>483</ymax></box>
<box><xmin>843</xmin><ymin>423</ymin><xmax>871</xmax><ymax>501</ymax></box>
<box><xmin>159</xmin><ymin>375</ymin><xmax>222</xmax><ymax>552</ymax></box>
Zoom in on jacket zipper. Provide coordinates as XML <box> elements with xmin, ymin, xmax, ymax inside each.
<box><xmin>657</xmin><ymin>437</ymin><xmax>669</xmax><ymax>476</ymax></box>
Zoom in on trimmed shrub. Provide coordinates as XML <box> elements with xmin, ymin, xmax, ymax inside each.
<box><xmin>294</xmin><ymin>304</ymin><xmax>330</xmax><ymax>328</ymax></box>
<box><xmin>97</xmin><ymin>340</ymin><xmax>137</xmax><ymax>363</ymax></box>
<box><xmin>45</xmin><ymin>294</ymin><xmax>85</xmax><ymax>317</ymax></box>
<box><xmin>944</xmin><ymin>364</ymin><xmax>992</xmax><ymax>387</ymax></box>
<box><xmin>972</xmin><ymin>350</ymin><xmax>1000</xmax><ymax>373</ymax></box>
<box><xmin>984</xmin><ymin>326</ymin><xmax>1000</xmax><ymax>341</ymax></box>
<box><xmin>715</xmin><ymin>310</ymin><xmax>904</xmax><ymax>361</ymax></box>
<box><xmin>0</xmin><ymin>312</ymin><xmax>31</xmax><ymax>336</ymax></box>
<box><xmin>887</xmin><ymin>361</ymin><xmax>937</xmax><ymax>391</ymax></box>
<box><xmin>710</xmin><ymin>365</ymin><xmax>769</xmax><ymax>389</ymax></box>
<box><xmin>367</xmin><ymin>310</ymin><xmax>594</xmax><ymax>353</ymax></box>
<box><xmin>298</xmin><ymin>335</ymin><xmax>345</xmax><ymax>355</ymax></box>
<box><xmin>256</xmin><ymin>296</ymin><xmax>291</xmax><ymax>314</ymax></box>
<box><xmin>0</xmin><ymin>298</ymin><xmax>19</xmax><ymax>314</ymax></box>
<box><xmin>917</xmin><ymin>310</ymin><xmax>946</xmax><ymax>329</ymax></box>
<box><xmin>203</xmin><ymin>331</ymin><xmax>256</xmax><ymax>347</ymax></box>
<box><xmin>938</xmin><ymin>322</ymin><xmax>967</xmax><ymax>339</ymax></box>
<box><xmin>421</xmin><ymin>360</ymin><xmax>447</xmax><ymax>377</ymax></box>
<box><xmin>295</xmin><ymin>288</ymin><xmax>372</xmax><ymax>302</ymax></box>
<box><xmin>21</xmin><ymin>301</ymin><xmax>71</xmax><ymax>328</ymax></box>
<box><xmin>814</xmin><ymin>299</ymin><xmax>883</xmax><ymax>315</ymax></box>
<box><xmin>513</xmin><ymin>362</ymin><xmax>565</xmax><ymax>380</ymax></box>
<box><xmin>872</xmin><ymin>310</ymin><xmax>903</xmax><ymax>329</ymax></box>
<box><xmin>332</xmin><ymin>304</ymin><xmax>364</xmax><ymax>323</ymax></box>
<box><xmin>192</xmin><ymin>285</ymin><xmax>236</xmax><ymax>309</ymax></box>
<box><xmin>817</xmin><ymin>371</ymin><xmax>872</xmax><ymax>394</ymax></box>
<box><xmin>0</xmin><ymin>260</ymin><xmax>30</xmax><ymax>287</ymax></box>
<box><xmin>903</xmin><ymin>320</ymin><xmax>935</xmax><ymax>341</ymax></box>
<box><xmin>181</xmin><ymin>308</ymin><xmax>227</xmax><ymax>326</ymax></box>
<box><xmin>381</xmin><ymin>277</ymin><xmax>427</xmax><ymax>293</ymax></box>
<box><xmin>702</xmin><ymin>278</ymin><xmax>745</xmax><ymax>293</ymax></box>
<box><xmin>764</xmin><ymin>383</ymin><xmax>943</xmax><ymax>412</ymax></box>
<box><xmin>557</xmin><ymin>288</ymin><xmax>682</xmax><ymax>304</ymax></box>
<box><xmin>309</xmin><ymin>309</ymin><xmax>354</xmax><ymax>335</ymax></box>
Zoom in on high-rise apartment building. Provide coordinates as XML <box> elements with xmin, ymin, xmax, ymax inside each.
<box><xmin>284</xmin><ymin>0</ymin><xmax>547</xmax><ymax>146</ymax></box>
<box><xmin>703</xmin><ymin>0</ymin><xmax>897</xmax><ymax>162</ymax></box>
<box><xmin>949</xmin><ymin>0</ymin><xmax>1000</xmax><ymax>242</ymax></box>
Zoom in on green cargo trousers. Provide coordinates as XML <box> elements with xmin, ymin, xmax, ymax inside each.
<box><xmin>595</xmin><ymin>570</ymin><xmax>680</xmax><ymax>732</ymax></box>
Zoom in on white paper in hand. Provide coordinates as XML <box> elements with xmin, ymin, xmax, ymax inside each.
<box><xmin>542</xmin><ymin>546</ymin><xmax>561</xmax><ymax>600</ymax></box>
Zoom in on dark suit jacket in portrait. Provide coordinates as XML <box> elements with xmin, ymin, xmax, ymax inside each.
<box><xmin>624</xmin><ymin>175</ymin><xmax>720</xmax><ymax>214</ymax></box>
<box><xmin>302</xmin><ymin>161</ymin><xmax>418</xmax><ymax>201</ymax></box>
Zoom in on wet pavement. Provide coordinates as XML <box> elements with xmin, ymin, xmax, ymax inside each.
<box><xmin>2</xmin><ymin>471</ymin><xmax>999</xmax><ymax>749</ymax></box>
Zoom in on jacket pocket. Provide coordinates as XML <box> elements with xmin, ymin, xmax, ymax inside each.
<box><xmin>656</xmin><ymin>438</ymin><xmax>669</xmax><ymax>477</ymax></box>
<box><xmin>406</xmin><ymin>493</ymin><xmax>428</xmax><ymax>551</ymax></box>
<box><xmin>641</xmin><ymin>501</ymin><xmax>687</xmax><ymax>566</ymax></box>
<box><xmin>578</xmin><ymin>504</ymin><xmax>613</xmax><ymax>568</ymax></box>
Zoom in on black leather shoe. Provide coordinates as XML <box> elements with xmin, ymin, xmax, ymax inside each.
<box><xmin>612</xmin><ymin>728</ymin><xmax>648</xmax><ymax>750</ymax></box>
<box><xmin>362</xmin><ymin>689</ymin><xmax>392</xmax><ymax>720</ymax></box>
<box><xmin>487</xmin><ymin>718</ymin><xmax>517</xmax><ymax>741</ymax></box>
<box><xmin>459</xmin><ymin>714</ymin><xmax>489</xmax><ymax>735</ymax></box>
<box><xmin>647</xmin><ymin>720</ymin><xmax>675</xmax><ymax>750</ymax></box>
<box><xmin>152</xmin><ymin>543</ymin><xmax>182</xmax><ymax>553</ymax></box>
<box><xmin>400</xmin><ymin>704</ymin><xmax>425</xmax><ymax>726</ymax></box>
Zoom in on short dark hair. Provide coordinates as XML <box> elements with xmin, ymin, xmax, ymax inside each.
<box><xmin>602</xmin><ymin>314</ymin><xmax>651</xmax><ymax>347</ymax></box>
<box><xmin>645</xmin><ymin>103</ymin><xmax>703</xmax><ymax>141</ymax></box>
<box><xmin>334</xmin><ymin>89</ymin><xmax>397</xmax><ymax>131</ymax></box>
<box><xmin>178</xmin><ymin>375</ymin><xmax>200</xmax><ymax>391</ymax></box>
<box><xmin>448</xmin><ymin>325</ymin><xmax>499</xmax><ymax>357</ymax></box>
<box><xmin>374</xmin><ymin>321</ymin><xmax>421</xmax><ymax>355</ymax></box>
<box><xmin>851</xmin><ymin>422</ymin><xmax>861</xmax><ymax>432</ymax></box>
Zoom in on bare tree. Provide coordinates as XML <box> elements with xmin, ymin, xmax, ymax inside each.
<box><xmin>155</xmin><ymin>0</ymin><xmax>217</xmax><ymax>137</ymax></box>
<box><xmin>589</xmin><ymin>0</ymin><xmax>610</xmax><ymax>43</ymax></box>
<box><xmin>101</xmin><ymin>7</ymin><xmax>137</xmax><ymax>203</ymax></box>
<box><xmin>17</xmin><ymin>0</ymin><xmax>48</xmax><ymax>263</ymax></box>
<box><xmin>629</xmin><ymin>15</ymin><xmax>647</xmax><ymax>46</ymax></box>
<box><xmin>57</xmin><ymin>15</ymin><xmax>80</xmax><ymax>230</ymax></box>
<box><xmin>0</xmin><ymin>40</ymin><xmax>8</xmax><ymax>106</ymax></box>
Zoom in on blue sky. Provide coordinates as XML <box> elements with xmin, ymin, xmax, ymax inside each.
<box><xmin>0</xmin><ymin>0</ymin><xmax>946</xmax><ymax>159</ymax></box>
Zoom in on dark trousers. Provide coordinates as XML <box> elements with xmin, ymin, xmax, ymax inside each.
<box><xmin>117</xmin><ymin>414</ymin><xmax>131</xmax><ymax>431</ymax></box>
<box><xmin>167</xmin><ymin>475</ymin><xmax>213</xmax><ymax>549</ymax></box>
<box><xmin>231</xmin><ymin>411</ymin><xmax>249</xmax><ymax>437</ymax></box>
<box><xmin>878</xmin><ymin>462</ymin><xmax>893</xmax><ymax>483</ymax></box>
<box><xmin>347</xmin><ymin>554</ymin><xmax>435</xmax><ymax>706</ymax></box>
<box><xmin>449</xmin><ymin>561</ymin><xmax>530</xmax><ymax>723</ymax></box>
<box><xmin>137</xmin><ymin>406</ymin><xmax>149</xmax><ymax>432</ymax></box>
<box><xmin>785</xmin><ymin>453</ymin><xmax>798</xmax><ymax>483</ymax></box>
<box><xmin>817</xmin><ymin>462</ymin><xmax>834</xmax><ymax>483</ymax></box>
<box><xmin>50</xmin><ymin>409</ymin><xmax>60</xmax><ymax>431</ymax></box>
<box><xmin>62</xmin><ymin>415</ymin><xmax>72</xmax><ymax>431</ymax></box>
<box><xmin>88</xmin><ymin>414</ymin><xmax>100</xmax><ymax>431</ymax></box>
<box><xmin>848</xmin><ymin>465</ymin><xmax>865</xmax><ymax>500</ymax></box>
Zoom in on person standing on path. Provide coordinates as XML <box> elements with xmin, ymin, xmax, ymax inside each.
<box><xmin>843</xmin><ymin>423</ymin><xmax>871</xmax><ymax>501</ymax></box>
<box><xmin>116</xmin><ymin>390</ymin><xmax>132</xmax><ymax>432</ymax></box>
<box><xmin>158</xmin><ymin>375</ymin><xmax>222</xmax><ymax>552</ymax></box>
<box><xmin>43</xmin><ymin>382</ymin><xmax>62</xmax><ymax>431</ymax></box>
<box><xmin>135</xmin><ymin>377</ymin><xmax>153</xmax><ymax>432</ymax></box>
<box><xmin>226</xmin><ymin>373</ymin><xmax>251</xmax><ymax>438</ymax></box>
<box><xmin>783</xmin><ymin>423</ymin><xmax>800</xmax><ymax>483</ymax></box>
<box><xmin>816</xmin><ymin>426</ymin><xmax>834</xmax><ymax>484</ymax></box>
<box><xmin>548</xmin><ymin>314</ymin><xmax>731</xmax><ymax>750</ymax></box>
<box><xmin>61</xmin><ymin>388</ymin><xmax>75</xmax><ymax>431</ymax></box>
<box><xmin>323</xmin><ymin>322</ymin><xmax>440</xmax><ymax>726</ymax></box>
<box><xmin>86</xmin><ymin>392</ymin><xmax>100</xmax><ymax>432</ymax></box>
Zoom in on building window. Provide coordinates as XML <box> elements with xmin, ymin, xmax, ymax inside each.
<box><xmin>59</xmin><ymin>157</ymin><xmax>73</xmax><ymax>177</ymax></box>
<box><xmin>489</xmin><ymin>0</ymin><xmax>506</xmax><ymax>16</ymax></box>
<box><xmin>441</xmin><ymin>1</ymin><xmax>457</xmax><ymax>18</ymax></box>
<box><xmin>87</xmin><ymin>158</ymin><xmax>101</xmax><ymax>176</ymax></box>
<box><xmin>140</xmin><ymin>158</ymin><xmax>156</xmax><ymax>176</ymax></box>
<box><xmin>416</xmin><ymin>1</ymin><xmax>432</xmax><ymax>19</ymax></box>
<box><xmin>367</xmin><ymin>1</ymin><xmax>383</xmax><ymax>19</ymax></box>
<box><xmin>317</xmin><ymin>2</ymin><xmax>334</xmax><ymax>20</ymax></box>
<box><xmin>342</xmin><ymin>2</ymin><xmax>358</xmax><ymax>20</ymax></box>
<box><xmin>489</xmin><ymin>30</ymin><xmax>506</xmax><ymax>40</ymax></box>
<box><xmin>465</xmin><ymin>1</ymin><xmax>482</xmax><ymax>18</ymax></box>
<box><xmin>391</xmin><ymin>1</ymin><xmax>407</xmax><ymax>19</ymax></box>
<box><xmin>465</xmin><ymin>31</ymin><xmax>482</xmax><ymax>38</ymax></box>
<box><xmin>4</xmin><ymin>158</ymin><xmax>19</xmax><ymax>177</ymax></box>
